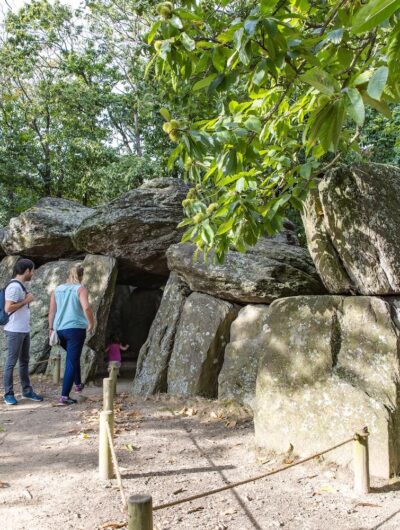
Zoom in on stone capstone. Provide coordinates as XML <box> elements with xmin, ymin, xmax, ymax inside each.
<box><xmin>218</xmin><ymin>304</ymin><xmax>270</xmax><ymax>405</ymax></box>
<box><xmin>73</xmin><ymin>178</ymin><xmax>187</xmax><ymax>279</ymax></box>
<box><xmin>132</xmin><ymin>273</ymin><xmax>190</xmax><ymax>395</ymax></box>
<box><xmin>1</xmin><ymin>198</ymin><xmax>94</xmax><ymax>258</ymax></box>
<box><xmin>167</xmin><ymin>238</ymin><xmax>326</xmax><ymax>304</ymax></box>
<box><xmin>302</xmin><ymin>163</ymin><xmax>400</xmax><ymax>295</ymax></box>
<box><xmin>254</xmin><ymin>295</ymin><xmax>400</xmax><ymax>479</ymax></box>
<box><xmin>167</xmin><ymin>292</ymin><xmax>239</xmax><ymax>398</ymax></box>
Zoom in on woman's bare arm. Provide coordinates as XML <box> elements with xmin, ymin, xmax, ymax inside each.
<box><xmin>78</xmin><ymin>286</ymin><xmax>95</xmax><ymax>332</ymax></box>
<box><xmin>48</xmin><ymin>292</ymin><xmax>57</xmax><ymax>332</ymax></box>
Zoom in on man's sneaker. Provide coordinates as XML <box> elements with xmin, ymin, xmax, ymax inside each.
<box><xmin>73</xmin><ymin>384</ymin><xmax>84</xmax><ymax>393</ymax></box>
<box><xmin>22</xmin><ymin>391</ymin><xmax>43</xmax><ymax>402</ymax></box>
<box><xmin>58</xmin><ymin>396</ymin><xmax>77</xmax><ymax>406</ymax></box>
<box><xmin>4</xmin><ymin>394</ymin><xmax>17</xmax><ymax>405</ymax></box>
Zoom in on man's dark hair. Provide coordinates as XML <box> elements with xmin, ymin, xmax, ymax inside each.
<box><xmin>15</xmin><ymin>258</ymin><xmax>35</xmax><ymax>275</ymax></box>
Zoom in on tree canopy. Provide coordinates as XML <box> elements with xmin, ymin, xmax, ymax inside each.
<box><xmin>148</xmin><ymin>0</ymin><xmax>400</xmax><ymax>259</ymax></box>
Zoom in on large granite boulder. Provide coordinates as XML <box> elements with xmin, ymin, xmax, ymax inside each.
<box><xmin>132</xmin><ymin>273</ymin><xmax>190</xmax><ymax>395</ymax></box>
<box><xmin>45</xmin><ymin>255</ymin><xmax>117</xmax><ymax>381</ymax></box>
<box><xmin>167</xmin><ymin>292</ymin><xmax>239</xmax><ymax>398</ymax></box>
<box><xmin>254</xmin><ymin>295</ymin><xmax>400</xmax><ymax>478</ymax></box>
<box><xmin>302</xmin><ymin>163</ymin><xmax>400</xmax><ymax>295</ymax></box>
<box><xmin>167</xmin><ymin>238</ymin><xmax>326</xmax><ymax>304</ymax></box>
<box><xmin>218</xmin><ymin>304</ymin><xmax>270</xmax><ymax>405</ymax></box>
<box><xmin>1</xmin><ymin>198</ymin><xmax>93</xmax><ymax>258</ymax></box>
<box><xmin>73</xmin><ymin>178</ymin><xmax>187</xmax><ymax>280</ymax></box>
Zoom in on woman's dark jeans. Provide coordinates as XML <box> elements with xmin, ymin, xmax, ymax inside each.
<box><xmin>57</xmin><ymin>328</ymin><xmax>86</xmax><ymax>397</ymax></box>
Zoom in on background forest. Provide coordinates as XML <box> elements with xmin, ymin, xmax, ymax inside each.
<box><xmin>0</xmin><ymin>0</ymin><xmax>399</xmax><ymax>237</ymax></box>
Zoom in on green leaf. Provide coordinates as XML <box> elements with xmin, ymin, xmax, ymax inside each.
<box><xmin>193</xmin><ymin>74</ymin><xmax>217</xmax><ymax>92</ymax></box>
<box><xmin>352</xmin><ymin>0</ymin><xmax>400</xmax><ymax>34</ymax></box>
<box><xmin>160</xmin><ymin>108</ymin><xmax>171</xmax><ymax>121</ymax></box>
<box><xmin>170</xmin><ymin>15</ymin><xmax>183</xmax><ymax>30</ymax></box>
<box><xmin>301</xmin><ymin>68</ymin><xmax>338</xmax><ymax>96</ymax></box>
<box><xmin>217</xmin><ymin>217</ymin><xmax>235</xmax><ymax>235</ymax></box>
<box><xmin>181</xmin><ymin>32</ymin><xmax>196</xmax><ymax>51</ymax></box>
<box><xmin>147</xmin><ymin>21</ymin><xmax>161</xmax><ymax>44</ymax></box>
<box><xmin>344</xmin><ymin>88</ymin><xmax>365</xmax><ymax>126</ymax></box>
<box><xmin>252</xmin><ymin>60</ymin><xmax>268</xmax><ymax>86</ymax></box>
<box><xmin>367</xmin><ymin>66</ymin><xmax>389</xmax><ymax>100</ymax></box>
<box><xmin>244</xmin><ymin>116</ymin><xmax>262</xmax><ymax>133</ymax></box>
<box><xmin>212</xmin><ymin>47</ymin><xmax>226</xmax><ymax>72</ymax></box>
<box><xmin>327</xmin><ymin>28</ymin><xmax>344</xmax><ymax>44</ymax></box>
<box><xmin>361</xmin><ymin>91</ymin><xmax>392</xmax><ymax>118</ymax></box>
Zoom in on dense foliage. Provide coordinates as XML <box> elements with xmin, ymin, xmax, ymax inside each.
<box><xmin>0</xmin><ymin>0</ymin><xmax>399</xmax><ymax>260</ymax></box>
<box><xmin>148</xmin><ymin>0</ymin><xmax>400</xmax><ymax>259</ymax></box>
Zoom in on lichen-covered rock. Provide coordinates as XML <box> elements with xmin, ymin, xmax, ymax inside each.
<box><xmin>167</xmin><ymin>238</ymin><xmax>326</xmax><ymax>304</ymax></box>
<box><xmin>218</xmin><ymin>304</ymin><xmax>270</xmax><ymax>405</ymax></box>
<box><xmin>254</xmin><ymin>295</ymin><xmax>400</xmax><ymax>478</ymax></box>
<box><xmin>1</xmin><ymin>198</ymin><xmax>93</xmax><ymax>258</ymax></box>
<box><xmin>73</xmin><ymin>178</ymin><xmax>187</xmax><ymax>278</ymax></box>
<box><xmin>167</xmin><ymin>293</ymin><xmax>239</xmax><ymax>398</ymax></box>
<box><xmin>132</xmin><ymin>273</ymin><xmax>190</xmax><ymax>395</ymax></box>
<box><xmin>302</xmin><ymin>163</ymin><xmax>400</xmax><ymax>294</ymax></box>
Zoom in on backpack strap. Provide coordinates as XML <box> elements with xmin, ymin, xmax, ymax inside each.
<box><xmin>6</xmin><ymin>279</ymin><xmax>27</xmax><ymax>293</ymax></box>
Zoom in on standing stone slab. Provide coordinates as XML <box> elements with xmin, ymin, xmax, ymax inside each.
<box><xmin>254</xmin><ymin>295</ymin><xmax>400</xmax><ymax>478</ymax></box>
<box><xmin>73</xmin><ymin>178</ymin><xmax>187</xmax><ymax>278</ymax></box>
<box><xmin>302</xmin><ymin>163</ymin><xmax>400</xmax><ymax>294</ymax></box>
<box><xmin>2</xmin><ymin>198</ymin><xmax>93</xmax><ymax>258</ymax></box>
<box><xmin>167</xmin><ymin>238</ymin><xmax>325</xmax><ymax>304</ymax></box>
<box><xmin>46</xmin><ymin>254</ymin><xmax>117</xmax><ymax>382</ymax></box>
<box><xmin>132</xmin><ymin>273</ymin><xmax>190</xmax><ymax>395</ymax></box>
<box><xmin>218</xmin><ymin>304</ymin><xmax>270</xmax><ymax>405</ymax></box>
<box><xmin>167</xmin><ymin>293</ymin><xmax>239</xmax><ymax>398</ymax></box>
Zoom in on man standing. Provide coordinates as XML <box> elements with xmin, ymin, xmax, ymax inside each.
<box><xmin>3</xmin><ymin>258</ymin><xmax>43</xmax><ymax>405</ymax></box>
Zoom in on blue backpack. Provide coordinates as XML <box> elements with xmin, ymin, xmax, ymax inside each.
<box><xmin>0</xmin><ymin>280</ymin><xmax>27</xmax><ymax>326</ymax></box>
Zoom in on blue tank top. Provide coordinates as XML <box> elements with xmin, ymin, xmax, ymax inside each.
<box><xmin>54</xmin><ymin>284</ymin><xmax>88</xmax><ymax>331</ymax></box>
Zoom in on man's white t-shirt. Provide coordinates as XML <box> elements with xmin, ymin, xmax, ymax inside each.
<box><xmin>3</xmin><ymin>281</ymin><xmax>30</xmax><ymax>333</ymax></box>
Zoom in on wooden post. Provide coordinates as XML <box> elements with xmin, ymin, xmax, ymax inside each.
<box><xmin>109</xmin><ymin>364</ymin><xmax>118</xmax><ymax>396</ymax></box>
<box><xmin>128</xmin><ymin>495</ymin><xmax>153</xmax><ymax>530</ymax></box>
<box><xmin>103</xmin><ymin>377</ymin><xmax>114</xmax><ymax>412</ymax></box>
<box><xmin>353</xmin><ymin>426</ymin><xmax>370</xmax><ymax>494</ymax></box>
<box><xmin>99</xmin><ymin>410</ymin><xmax>115</xmax><ymax>480</ymax></box>
<box><xmin>53</xmin><ymin>354</ymin><xmax>61</xmax><ymax>384</ymax></box>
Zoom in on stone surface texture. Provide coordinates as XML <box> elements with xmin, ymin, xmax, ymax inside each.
<box><xmin>254</xmin><ymin>295</ymin><xmax>400</xmax><ymax>478</ymax></box>
<box><xmin>167</xmin><ymin>237</ymin><xmax>326</xmax><ymax>304</ymax></box>
<box><xmin>1</xmin><ymin>198</ymin><xmax>93</xmax><ymax>258</ymax></box>
<box><xmin>218</xmin><ymin>304</ymin><xmax>270</xmax><ymax>405</ymax></box>
<box><xmin>73</xmin><ymin>178</ymin><xmax>187</xmax><ymax>278</ymax></box>
<box><xmin>302</xmin><ymin>163</ymin><xmax>400</xmax><ymax>295</ymax></box>
<box><xmin>132</xmin><ymin>273</ymin><xmax>190</xmax><ymax>395</ymax></box>
<box><xmin>167</xmin><ymin>292</ymin><xmax>239</xmax><ymax>398</ymax></box>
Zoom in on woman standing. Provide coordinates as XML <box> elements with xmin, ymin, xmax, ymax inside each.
<box><xmin>48</xmin><ymin>264</ymin><xmax>95</xmax><ymax>405</ymax></box>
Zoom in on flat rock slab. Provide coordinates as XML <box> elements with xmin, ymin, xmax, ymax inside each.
<box><xmin>302</xmin><ymin>163</ymin><xmax>400</xmax><ymax>294</ymax></box>
<box><xmin>167</xmin><ymin>238</ymin><xmax>325</xmax><ymax>304</ymax></box>
<box><xmin>254</xmin><ymin>295</ymin><xmax>400</xmax><ymax>479</ymax></box>
<box><xmin>132</xmin><ymin>273</ymin><xmax>191</xmax><ymax>396</ymax></box>
<box><xmin>167</xmin><ymin>292</ymin><xmax>239</xmax><ymax>398</ymax></box>
<box><xmin>73</xmin><ymin>178</ymin><xmax>187</xmax><ymax>278</ymax></box>
<box><xmin>1</xmin><ymin>198</ymin><xmax>93</xmax><ymax>258</ymax></box>
<box><xmin>218</xmin><ymin>304</ymin><xmax>270</xmax><ymax>405</ymax></box>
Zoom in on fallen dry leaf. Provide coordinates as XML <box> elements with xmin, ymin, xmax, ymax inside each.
<box><xmin>225</xmin><ymin>420</ymin><xmax>237</xmax><ymax>429</ymax></box>
<box><xmin>0</xmin><ymin>481</ymin><xmax>10</xmax><ymax>488</ymax></box>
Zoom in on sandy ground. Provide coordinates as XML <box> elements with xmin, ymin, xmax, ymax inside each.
<box><xmin>1</xmin><ymin>376</ymin><xmax>400</xmax><ymax>530</ymax></box>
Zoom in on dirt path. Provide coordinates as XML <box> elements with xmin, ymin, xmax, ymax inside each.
<box><xmin>1</xmin><ymin>376</ymin><xmax>400</xmax><ymax>530</ymax></box>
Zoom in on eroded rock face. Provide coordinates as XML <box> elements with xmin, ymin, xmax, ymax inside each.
<box><xmin>302</xmin><ymin>163</ymin><xmax>400</xmax><ymax>295</ymax></box>
<box><xmin>132</xmin><ymin>273</ymin><xmax>190</xmax><ymax>395</ymax></box>
<box><xmin>254</xmin><ymin>295</ymin><xmax>400</xmax><ymax>478</ymax></box>
<box><xmin>0</xmin><ymin>229</ymin><xmax>5</xmax><ymax>258</ymax></box>
<box><xmin>167</xmin><ymin>292</ymin><xmax>239</xmax><ymax>398</ymax></box>
<box><xmin>218</xmin><ymin>304</ymin><xmax>270</xmax><ymax>405</ymax></box>
<box><xmin>1</xmin><ymin>198</ymin><xmax>93</xmax><ymax>258</ymax></box>
<box><xmin>167</xmin><ymin>238</ymin><xmax>326</xmax><ymax>304</ymax></box>
<box><xmin>73</xmin><ymin>178</ymin><xmax>187</xmax><ymax>279</ymax></box>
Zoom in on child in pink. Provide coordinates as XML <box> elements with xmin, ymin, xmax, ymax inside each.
<box><xmin>106</xmin><ymin>334</ymin><xmax>129</xmax><ymax>369</ymax></box>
